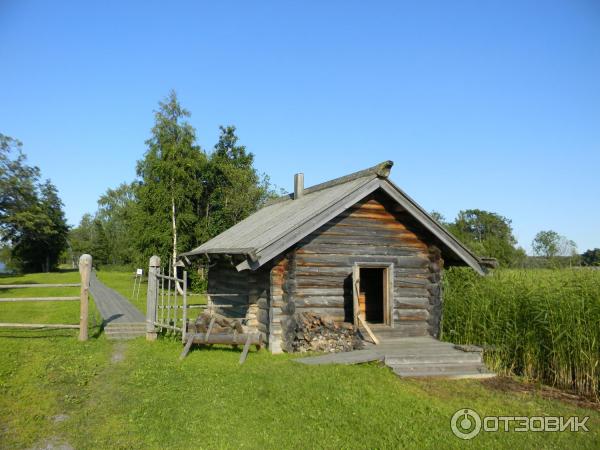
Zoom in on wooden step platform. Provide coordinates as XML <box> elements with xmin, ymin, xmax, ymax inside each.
<box><xmin>296</xmin><ymin>335</ymin><xmax>494</xmax><ymax>379</ymax></box>
<box><xmin>104</xmin><ymin>322</ymin><xmax>146</xmax><ymax>340</ymax></box>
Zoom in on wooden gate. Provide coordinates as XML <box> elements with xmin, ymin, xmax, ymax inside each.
<box><xmin>145</xmin><ymin>256</ymin><xmax>190</xmax><ymax>343</ymax></box>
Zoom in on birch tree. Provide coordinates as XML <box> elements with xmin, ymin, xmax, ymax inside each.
<box><xmin>133</xmin><ymin>91</ymin><xmax>206</xmax><ymax>274</ymax></box>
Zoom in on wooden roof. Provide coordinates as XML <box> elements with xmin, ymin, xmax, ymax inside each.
<box><xmin>182</xmin><ymin>161</ymin><xmax>485</xmax><ymax>274</ymax></box>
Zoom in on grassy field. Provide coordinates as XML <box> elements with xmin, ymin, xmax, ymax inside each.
<box><xmin>442</xmin><ymin>268</ymin><xmax>600</xmax><ymax>399</ymax></box>
<box><xmin>0</xmin><ymin>270</ymin><xmax>599</xmax><ymax>449</ymax></box>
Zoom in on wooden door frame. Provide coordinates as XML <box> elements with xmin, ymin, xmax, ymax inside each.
<box><xmin>352</xmin><ymin>262</ymin><xmax>394</xmax><ymax>327</ymax></box>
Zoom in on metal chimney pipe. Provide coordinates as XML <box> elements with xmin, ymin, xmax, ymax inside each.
<box><xmin>294</xmin><ymin>173</ymin><xmax>304</xmax><ymax>200</ymax></box>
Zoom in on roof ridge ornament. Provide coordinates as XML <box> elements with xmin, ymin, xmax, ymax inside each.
<box><xmin>374</xmin><ymin>160</ymin><xmax>393</xmax><ymax>178</ymax></box>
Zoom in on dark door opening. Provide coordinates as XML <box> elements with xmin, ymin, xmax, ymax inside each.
<box><xmin>359</xmin><ymin>268</ymin><xmax>384</xmax><ymax>323</ymax></box>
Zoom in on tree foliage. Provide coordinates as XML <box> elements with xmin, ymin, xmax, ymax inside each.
<box><xmin>0</xmin><ymin>134</ymin><xmax>68</xmax><ymax>272</ymax></box>
<box><xmin>581</xmin><ymin>248</ymin><xmax>600</xmax><ymax>267</ymax></box>
<box><xmin>132</xmin><ymin>91</ymin><xmax>207</xmax><ymax>268</ymax></box>
<box><xmin>532</xmin><ymin>230</ymin><xmax>577</xmax><ymax>259</ymax></box>
<box><xmin>96</xmin><ymin>183</ymin><xmax>136</xmax><ymax>264</ymax></box>
<box><xmin>438</xmin><ymin>208</ymin><xmax>526</xmax><ymax>267</ymax></box>
<box><xmin>130</xmin><ymin>92</ymin><xmax>273</xmax><ymax>269</ymax></box>
<box><xmin>200</xmin><ymin>126</ymin><xmax>272</xmax><ymax>241</ymax></box>
<box><xmin>447</xmin><ymin>209</ymin><xmax>526</xmax><ymax>267</ymax></box>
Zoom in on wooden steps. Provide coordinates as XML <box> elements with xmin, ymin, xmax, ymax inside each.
<box><xmin>387</xmin><ymin>357</ymin><xmax>494</xmax><ymax>379</ymax></box>
<box><xmin>372</xmin><ymin>326</ymin><xmax>492</xmax><ymax>379</ymax></box>
<box><xmin>297</xmin><ymin>335</ymin><xmax>495</xmax><ymax>380</ymax></box>
<box><xmin>367</xmin><ymin>322</ymin><xmax>429</xmax><ymax>338</ymax></box>
<box><xmin>104</xmin><ymin>322</ymin><xmax>146</xmax><ymax>340</ymax></box>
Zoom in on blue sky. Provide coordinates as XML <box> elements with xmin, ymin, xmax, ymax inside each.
<box><xmin>1</xmin><ymin>1</ymin><xmax>599</xmax><ymax>253</ymax></box>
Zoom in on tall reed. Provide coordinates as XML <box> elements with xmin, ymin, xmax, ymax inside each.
<box><xmin>442</xmin><ymin>267</ymin><xmax>600</xmax><ymax>399</ymax></box>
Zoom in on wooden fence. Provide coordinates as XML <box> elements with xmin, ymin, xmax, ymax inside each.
<box><xmin>0</xmin><ymin>254</ymin><xmax>92</xmax><ymax>341</ymax></box>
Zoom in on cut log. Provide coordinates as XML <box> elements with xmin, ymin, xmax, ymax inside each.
<box><xmin>189</xmin><ymin>332</ymin><xmax>262</xmax><ymax>346</ymax></box>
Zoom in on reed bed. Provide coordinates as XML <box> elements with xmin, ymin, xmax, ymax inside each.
<box><xmin>442</xmin><ymin>267</ymin><xmax>600</xmax><ymax>399</ymax></box>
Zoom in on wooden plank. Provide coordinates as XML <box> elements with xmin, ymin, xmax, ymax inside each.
<box><xmin>352</xmin><ymin>264</ymin><xmax>359</xmax><ymax>327</ymax></box>
<box><xmin>294</xmin><ymin>296</ymin><xmax>345</xmax><ymax>308</ymax></box>
<box><xmin>0</xmin><ymin>297</ymin><xmax>79</xmax><ymax>302</ymax></box>
<box><xmin>189</xmin><ymin>332</ymin><xmax>262</xmax><ymax>345</ymax></box>
<box><xmin>152</xmin><ymin>322</ymin><xmax>182</xmax><ymax>332</ymax></box>
<box><xmin>0</xmin><ymin>323</ymin><xmax>80</xmax><ymax>329</ymax></box>
<box><xmin>179</xmin><ymin>335</ymin><xmax>195</xmax><ymax>360</ymax></box>
<box><xmin>155</xmin><ymin>274</ymin><xmax>185</xmax><ymax>283</ymax></box>
<box><xmin>239</xmin><ymin>334</ymin><xmax>252</xmax><ymax>364</ymax></box>
<box><xmin>358</xmin><ymin>315</ymin><xmax>380</xmax><ymax>345</ymax></box>
<box><xmin>0</xmin><ymin>283</ymin><xmax>80</xmax><ymax>289</ymax></box>
<box><xmin>296</xmin><ymin>245</ymin><xmax>421</xmax><ymax>256</ymax></box>
<box><xmin>395</xmin><ymin>309</ymin><xmax>430</xmax><ymax>321</ymax></box>
<box><xmin>296</xmin><ymin>254</ymin><xmax>429</xmax><ymax>268</ymax></box>
<box><xmin>205</xmin><ymin>317</ymin><xmax>216</xmax><ymax>342</ymax></box>
<box><xmin>395</xmin><ymin>297</ymin><xmax>430</xmax><ymax>309</ymax></box>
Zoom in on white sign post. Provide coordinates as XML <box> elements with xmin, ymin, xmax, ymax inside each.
<box><xmin>132</xmin><ymin>268</ymin><xmax>143</xmax><ymax>301</ymax></box>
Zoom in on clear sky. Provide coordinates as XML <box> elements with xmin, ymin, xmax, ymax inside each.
<box><xmin>1</xmin><ymin>1</ymin><xmax>599</xmax><ymax>253</ymax></box>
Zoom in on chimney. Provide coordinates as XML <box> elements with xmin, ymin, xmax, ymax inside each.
<box><xmin>294</xmin><ymin>173</ymin><xmax>304</xmax><ymax>200</ymax></box>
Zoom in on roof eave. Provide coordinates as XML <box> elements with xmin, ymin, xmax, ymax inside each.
<box><xmin>378</xmin><ymin>180</ymin><xmax>485</xmax><ymax>275</ymax></box>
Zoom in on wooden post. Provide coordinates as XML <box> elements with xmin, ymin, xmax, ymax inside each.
<box><xmin>146</xmin><ymin>255</ymin><xmax>160</xmax><ymax>341</ymax></box>
<box><xmin>78</xmin><ymin>254</ymin><xmax>92</xmax><ymax>341</ymax></box>
<box><xmin>182</xmin><ymin>270</ymin><xmax>187</xmax><ymax>343</ymax></box>
<box><xmin>352</xmin><ymin>264</ymin><xmax>360</xmax><ymax>327</ymax></box>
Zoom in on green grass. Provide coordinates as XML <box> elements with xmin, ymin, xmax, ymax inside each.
<box><xmin>0</xmin><ymin>270</ymin><xmax>109</xmax><ymax>449</ymax></box>
<box><xmin>1</xmin><ymin>270</ymin><xmax>599</xmax><ymax>449</ymax></box>
<box><xmin>442</xmin><ymin>268</ymin><xmax>600</xmax><ymax>400</ymax></box>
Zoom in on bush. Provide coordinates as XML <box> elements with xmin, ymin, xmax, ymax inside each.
<box><xmin>442</xmin><ymin>267</ymin><xmax>600</xmax><ymax>399</ymax></box>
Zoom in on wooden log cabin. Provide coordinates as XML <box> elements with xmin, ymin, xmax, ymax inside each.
<box><xmin>182</xmin><ymin>161</ymin><xmax>485</xmax><ymax>353</ymax></box>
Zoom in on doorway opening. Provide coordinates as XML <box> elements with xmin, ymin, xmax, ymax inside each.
<box><xmin>358</xmin><ymin>268</ymin><xmax>385</xmax><ymax>324</ymax></box>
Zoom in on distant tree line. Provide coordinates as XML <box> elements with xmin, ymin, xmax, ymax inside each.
<box><xmin>430</xmin><ymin>210</ymin><xmax>597</xmax><ymax>268</ymax></box>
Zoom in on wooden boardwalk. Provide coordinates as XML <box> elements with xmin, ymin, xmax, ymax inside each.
<box><xmin>89</xmin><ymin>272</ymin><xmax>146</xmax><ymax>340</ymax></box>
<box><xmin>296</xmin><ymin>336</ymin><xmax>495</xmax><ymax>379</ymax></box>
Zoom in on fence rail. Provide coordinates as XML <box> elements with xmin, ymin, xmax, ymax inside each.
<box><xmin>0</xmin><ymin>254</ymin><xmax>92</xmax><ymax>341</ymax></box>
<box><xmin>0</xmin><ymin>297</ymin><xmax>81</xmax><ymax>303</ymax></box>
<box><xmin>0</xmin><ymin>283</ymin><xmax>81</xmax><ymax>289</ymax></box>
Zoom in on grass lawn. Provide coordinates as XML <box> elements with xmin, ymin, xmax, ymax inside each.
<box><xmin>1</xmin><ymin>271</ymin><xmax>598</xmax><ymax>449</ymax></box>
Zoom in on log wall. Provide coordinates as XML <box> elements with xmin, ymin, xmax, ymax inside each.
<box><xmin>278</xmin><ymin>191</ymin><xmax>444</xmax><ymax>348</ymax></box>
<box><xmin>207</xmin><ymin>258</ymin><xmax>250</xmax><ymax>321</ymax></box>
